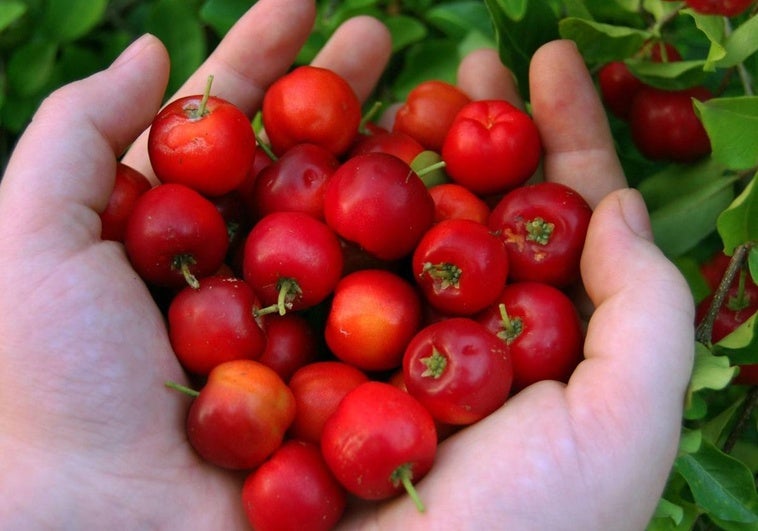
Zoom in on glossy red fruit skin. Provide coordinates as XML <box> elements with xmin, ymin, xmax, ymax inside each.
<box><xmin>349</xmin><ymin>130</ymin><xmax>426</xmax><ymax>166</ymax></box>
<box><xmin>412</xmin><ymin>218</ymin><xmax>509</xmax><ymax>316</ymax></box>
<box><xmin>100</xmin><ymin>162</ymin><xmax>152</xmax><ymax>242</ymax></box>
<box><xmin>428</xmin><ymin>183</ymin><xmax>490</xmax><ymax>225</ymax></box>
<box><xmin>684</xmin><ymin>0</ymin><xmax>755</xmax><ymax>17</ymax></box>
<box><xmin>323</xmin><ymin>152</ymin><xmax>435</xmax><ymax>261</ymax></box>
<box><xmin>242</xmin><ymin>211</ymin><xmax>344</xmax><ymax>312</ymax></box>
<box><xmin>628</xmin><ymin>86</ymin><xmax>713</xmax><ymax>163</ymax></box>
<box><xmin>488</xmin><ymin>182</ymin><xmax>592</xmax><ymax>288</ymax></box>
<box><xmin>320</xmin><ymin>381</ymin><xmax>437</xmax><ymax>501</ymax></box>
<box><xmin>251</xmin><ymin>142</ymin><xmax>339</xmax><ymax>221</ymax></box>
<box><xmin>241</xmin><ymin>440</ymin><xmax>347</xmax><ymax>531</ymax></box>
<box><xmin>598</xmin><ymin>61</ymin><xmax>645</xmax><ymax>120</ymax></box>
<box><xmin>262</xmin><ymin>65</ymin><xmax>362</xmax><ymax>157</ymax></box>
<box><xmin>325</xmin><ymin>269</ymin><xmax>423</xmax><ymax>372</ymax></box>
<box><xmin>124</xmin><ymin>183</ymin><xmax>229</xmax><ymax>288</ymax></box>
<box><xmin>148</xmin><ymin>95</ymin><xmax>256</xmax><ymax>197</ymax></box>
<box><xmin>441</xmin><ymin>99</ymin><xmax>542</xmax><ymax>196</ymax></box>
<box><xmin>393</xmin><ymin>79</ymin><xmax>472</xmax><ymax>152</ymax></box>
<box><xmin>186</xmin><ymin>359</ymin><xmax>296</xmax><ymax>470</ymax></box>
<box><xmin>168</xmin><ymin>276</ymin><xmax>267</xmax><ymax>376</ymax></box>
<box><xmin>403</xmin><ymin>317</ymin><xmax>513</xmax><ymax>425</ymax></box>
<box><xmin>476</xmin><ymin>281</ymin><xmax>584</xmax><ymax>392</ymax></box>
<box><xmin>256</xmin><ymin>312</ymin><xmax>319</xmax><ymax>383</ymax></box>
<box><xmin>288</xmin><ymin>361</ymin><xmax>369</xmax><ymax>444</ymax></box>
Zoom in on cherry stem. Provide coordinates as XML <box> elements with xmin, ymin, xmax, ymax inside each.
<box><xmin>255</xmin><ymin>131</ymin><xmax>278</xmax><ymax>162</ymax></box>
<box><xmin>359</xmin><ymin>100</ymin><xmax>383</xmax><ymax>133</ymax></box>
<box><xmin>415</xmin><ymin>160</ymin><xmax>447</xmax><ymax>178</ymax></box>
<box><xmin>253</xmin><ymin>278</ymin><xmax>301</xmax><ymax>317</ymax></box>
<box><xmin>198</xmin><ymin>74</ymin><xmax>214</xmax><ymax>117</ymax></box>
<box><xmin>392</xmin><ymin>464</ymin><xmax>425</xmax><ymax>513</ymax></box>
<box><xmin>172</xmin><ymin>254</ymin><xmax>200</xmax><ymax>289</ymax></box>
<box><xmin>165</xmin><ymin>380</ymin><xmax>200</xmax><ymax>398</ymax></box>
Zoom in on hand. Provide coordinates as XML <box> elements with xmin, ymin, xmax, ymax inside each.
<box><xmin>0</xmin><ymin>1</ymin><xmax>694</xmax><ymax>529</ymax></box>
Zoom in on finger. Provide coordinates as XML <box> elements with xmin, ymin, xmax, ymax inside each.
<box><xmin>0</xmin><ymin>34</ymin><xmax>169</xmax><ymax>242</ymax></box>
<box><xmin>311</xmin><ymin>15</ymin><xmax>392</xmax><ymax>103</ymax></box>
<box><xmin>456</xmin><ymin>47</ymin><xmax>523</xmax><ymax>108</ymax></box>
<box><xmin>122</xmin><ymin>0</ymin><xmax>317</xmax><ymax>178</ymax></box>
<box><xmin>529</xmin><ymin>40</ymin><xmax>627</xmax><ymax>208</ymax></box>
<box><xmin>569</xmin><ymin>188</ymin><xmax>694</xmax><ymax>484</ymax></box>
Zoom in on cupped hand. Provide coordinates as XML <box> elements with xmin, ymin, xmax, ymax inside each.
<box><xmin>0</xmin><ymin>0</ymin><xmax>695</xmax><ymax>529</ymax></box>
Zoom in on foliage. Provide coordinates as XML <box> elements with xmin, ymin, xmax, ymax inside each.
<box><xmin>1</xmin><ymin>0</ymin><xmax>757</xmax><ymax>529</ymax></box>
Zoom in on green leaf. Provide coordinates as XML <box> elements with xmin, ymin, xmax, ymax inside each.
<box><xmin>716</xmin><ymin>12</ymin><xmax>758</xmax><ymax>69</ymax></box>
<box><xmin>714</xmin><ymin>312</ymin><xmax>758</xmax><ymax>365</ymax></box>
<box><xmin>674</xmin><ymin>439</ymin><xmax>758</xmax><ymax>524</ymax></box>
<box><xmin>487</xmin><ymin>0</ymin><xmax>528</xmax><ymax>21</ymax></box>
<box><xmin>688</xmin><ymin>342</ymin><xmax>737</xmax><ymax>396</ymax></box>
<box><xmin>485</xmin><ymin>0</ymin><xmax>559</xmax><ymax>98</ymax></box>
<box><xmin>0</xmin><ymin>0</ymin><xmax>26</xmax><ymax>33</ymax></box>
<box><xmin>651</xmin><ymin>497</ymin><xmax>684</xmax><ymax>525</ymax></box>
<box><xmin>648</xmin><ymin>173</ymin><xmax>738</xmax><ymax>257</ymax></box>
<box><xmin>199</xmin><ymin>0</ymin><xmax>254</xmax><ymax>38</ymax></box>
<box><xmin>683</xmin><ymin>8</ymin><xmax>726</xmax><ymax>70</ymax></box>
<box><xmin>638</xmin><ymin>158</ymin><xmax>728</xmax><ymax>210</ymax></box>
<box><xmin>146</xmin><ymin>0</ymin><xmax>207</xmax><ymax>98</ymax></box>
<box><xmin>425</xmin><ymin>1</ymin><xmax>493</xmax><ymax>40</ymax></box>
<box><xmin>391</xmin><ymin>39</ymin><xmax>460</xmax><ymax>101</ymax></box>
<box><xmin>558</xmin><ymin>17</ymin><xmax>651</xmax><ymax>64</ymax></box>
<box><xmin>695</xmin><ymin>98</ymin><xmax>758</xmax><ymax>170</ymax></box>
<box><xmin>626</xmin><ymin>59</ymin><xmax>708</xmax><ymax>90</ymax></box>
<box><xmin>717</xmin><ymin>173</ymin><xmax>758</xmax><ymax>253</ymax></box>
<box><xmin>701</xmin><ymin>395</ymin><xmax>747</xmax><ymax>445</ymax></box>
<box><xmin>6</xmin><ymin>39</ymin><xmax>58</xmax><ymax>97</ymax></box>
<box><xmin>41</xmin><ymin>0</ymin><xmax>107</xmax><ymax>42</ymax></box>
<box><xmin>383</xmin><ymin>14</ymin><xmax>428</xmax><ymax>53</ymax></box>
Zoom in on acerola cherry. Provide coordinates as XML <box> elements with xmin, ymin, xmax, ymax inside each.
<box><xmin>403</xmin><ymin>317</ymin><xmax>513</xmax><ymax>425</ymax></box>
<box><xmin>262</xmin><ymin>65</ymin><xmax>362</xmax><ymax>157</ymax></box>
<box><xmin>241</xmin><ymin>440</ymin><xmax>347</xmax><ymax>531</ymax></box>
<box><xmin>243</xmin><ymin>211</ymin><xmax>343</xmax><ymax>315</ymax></box>
<box><xmin>393</xmin><ymin>79</ymin><xmax>471</xmax><ymax>152</ymax></box>
<box><xmin>325</xmin><ymin>269</ymin><xmax>423</xmax><ymax>372</ymax></box>
<box><xmin>324</xmin><ymin>152</ymin><xmax>435</xmax><ymax>261</ymax></box>
<box><xmin>321</xmin><ymin>381</ymin><xmax>437</xmax><ymax>511</ymax></box>
<box><xmin>167</xmin><ymin>276</ymin><xmax>266</xmax><ymax>375</ymax></box>
<box><xmin>428</xmin><ymin>183</ymin><xmax>490</xmax><ymax>225</ymax></box>
<box><xmin>148</xmin><ymin>82</ymin><xmax>256</xmax><ymax>197</ymax></box>
<box><xmin>488</xmin><ymin>182</ymin><xmax>592</xmax><ymax>287</ymax></box>
<box><xmin>251</xmin><ymin>142</ymin><xmax>339</xmax><ymax>221</ymax></box>
<box><xmin>180</xmin><ymin>359</ymin><xmax>296</xmax><ymax>470</ymax></box>
<box><xmin>100</xmin><ymin>162</ymin><xmax>151</xmax><ymax>242</ymax></box>
<box><xmin>684</xmin><ymin>0</ymin><xmax>755</xmax><ymax>17</ymax></box>
<box><xmin>476</xmin><ymin>281</ymin><xmax>584</xmax><ymax>392</ymax></box>
<box><xmin>441</xmin><ymin>99</ymin><xmax>542</xmax><ymax>196</ymax></box>
<box><xmin>412</xmin><ymin>218</ymin><xmax>509</xmax><ymax>315</ymax></box>
<box><xmin>124</xmin><ymin>183</ymin><xmax>229</xmax><ymax>289</ymax></box>
<box><xmin>628</xmin><ymin>86</ymin><xmax>713</xmax><ymax>163</ymax></box>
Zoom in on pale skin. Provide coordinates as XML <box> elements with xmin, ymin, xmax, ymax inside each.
<box><xmin>0</xmin><ymin>0</ymin><xmax>694</xmax><ymax>529</ymax></box>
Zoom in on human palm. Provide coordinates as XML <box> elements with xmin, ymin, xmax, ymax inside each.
<box><xmin>0</xmin><ymin>0</ymin><xmax>694</xmax><ymax>529</ymax></box>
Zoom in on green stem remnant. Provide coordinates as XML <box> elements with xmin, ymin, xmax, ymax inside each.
<box><xmin>164</xmin><ymin>380</ymin><xmax>200</xmax><ymax>398</ymax></box>
<box><xmin>391</xmin><ymin>464</ymin><xmax>425</xmax><ymax>513</ymax></box>
<box><xmin>497</xmin><ymin>303</ymin><xmax>523</xmax><ymax>344</ymax></box>
<box><xmin>415</xmin><ymin>160</ymin><xmax>447</xmax><ymax>179</ymax></box>
<box><xmin>421</xmin><ymin>261</ymin><xmax>462</xmax><ymax>290</ymax></box>
<box><xmin>171</xmin><ymin>254</ymin><xmax>200</xmax><ymax>289</ymax></box>
<box><xmin>198</xmin><ymin>74</ymin><xmax>214</xmax><ymax>117</ymax></box>
<box><xmin>254</xmin><ymin>277</ymin><xmax>302</xmax><ymax>317</ymax></box>
<box><xmin>525</xmin><ymin>217</ymin><xmax>554</xmax><ymax>245</ymax></box>
<box><xmin>420</xmin><ymin>348</ymin><xmax>448</xmax><ymax>378</ymax></box>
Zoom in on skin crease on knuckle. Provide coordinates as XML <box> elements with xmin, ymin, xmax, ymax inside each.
<box><xmin>0</xmin><ymin>0</ymin><xmax>695</xmax><ymax>527</ymax></box>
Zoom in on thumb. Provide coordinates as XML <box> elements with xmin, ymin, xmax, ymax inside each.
<box><xmin>0</xmin><ymin>34</ymin><xmax>169</xmax><ymax>244</ymax></box>
<box><xmin>571</xmin><ymin>187</ymin><xmax>694</xmax><ymax>450</ymax></box>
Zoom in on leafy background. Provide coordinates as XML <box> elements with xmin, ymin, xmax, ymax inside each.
<box><xmin>1</xmin><ymin>1</ymin><xmax>756</xmax><ymax>529</ymax></box>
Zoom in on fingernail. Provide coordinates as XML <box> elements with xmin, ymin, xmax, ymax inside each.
<box><xmin>110</xmin><ymin>34</ymin><xmax>155</xmax><ymax>69</ymax></box>
<box><xmin>618</xmin><ymin>188</ymin><xmax>653</xmax><ymax>241</ymax></box>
